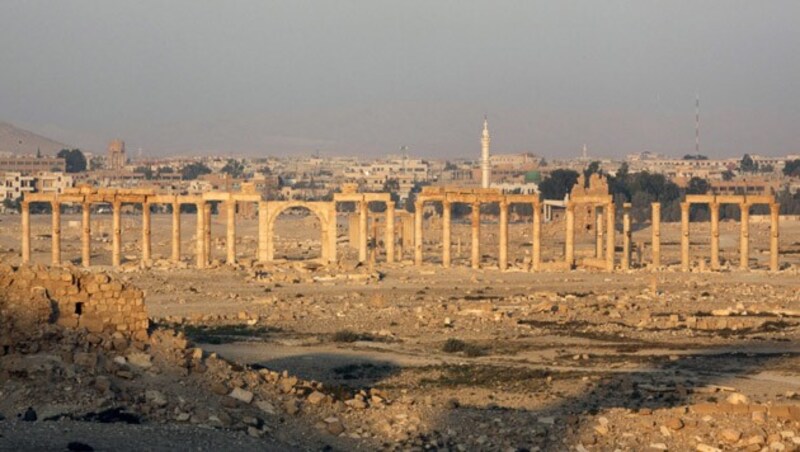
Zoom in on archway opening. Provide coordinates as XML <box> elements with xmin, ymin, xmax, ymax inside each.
<box><xmin>272</xmin><ymin>206</ymin><xmax>323</xmax><ymax>261</ymax></box>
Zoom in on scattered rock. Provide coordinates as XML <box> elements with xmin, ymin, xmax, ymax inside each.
<box><xmin>229</xmin><ymin>387</ymin><xmax>254</xmax><ymax>404</ymax></box>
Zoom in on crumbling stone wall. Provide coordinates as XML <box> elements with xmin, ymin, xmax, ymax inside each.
<box><xmin>0</xmin><ymin>264</ymin><xmax>148</xmax><ymax>346</ymax></box>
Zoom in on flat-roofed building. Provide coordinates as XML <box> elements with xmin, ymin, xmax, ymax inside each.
<box><xmin>0</xmin><ymin>156</ymin><xmax>66</xmax><ymax>174</ymax></box>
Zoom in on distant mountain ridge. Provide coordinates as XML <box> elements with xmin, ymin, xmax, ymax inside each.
<box><xmin>0</xmin><ymin>122</ymin><xmax>71</xmax><ymax>156</ymax></box>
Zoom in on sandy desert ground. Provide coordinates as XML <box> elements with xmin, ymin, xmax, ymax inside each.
<box><xmin>1</xmin><ymin>209</ymin><xmax>799</xmax><ymax>451</ymax></box>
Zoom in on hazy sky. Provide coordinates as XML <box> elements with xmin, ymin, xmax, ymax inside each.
<box><xmin>2</xmin><ymin>1</ymin><xmax>799</xmax><ymax>159</ymax></box>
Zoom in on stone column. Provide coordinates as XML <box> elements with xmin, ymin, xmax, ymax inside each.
<box><xmin>532</xmin><ymin>201</ymin><xmax>541</xmax><ymax>271</ymax></box>
<box><xmin>403</xmin><ymin>215</ymin><xmax>414</xmax><ymax>260</ymax></box>
<box><xmin>622</xmin><ymin>203</ymin><xmax>631</xmax><ymax>270</ymax></box>
<box><xmin>595</xmin><ymin>207</ymin><xmax>604</xmax><ymax>258</ymax></box>
<box><xmin>565</xmin><ymin>203</ymin><xmax>575</xmax><ymax>268</ymax></box>
<box><xmin>606</xmin><ymin>203</ymin><xmax>615</xmax><ymax>271</ymax></box>
<box><xmin>348</xmin><ymin>214</ymin><xmax>359</xmax><ymax>250</ymax></box>
<box><xmin>385</xmin><ymin>207</ymin><xmax>395</xmax><ymax>263</ymax></box>
<box><xmin>499</xmin><ymin>201</ymin><xmax>509</xmax><ymax>271</ymax></box>
<box><xmin>651</xmin><ymin>202</ymin><xmax>661</xmax><ymax>269</ymax></box>
<box><xmin>112</xmin><ymin>201</ymin><xmax>122</xmax><ymax>268</ymax></box>
<box><xmin>82</xmin><ymin>202</ymin><xmax>91</xmax><ymax>267</ymax></box>
<box><xmin>680</xmin><ymin>202</ymin><xmax>690</xmax><ymax>271</ymax></box>
<box><xmin>328</xmin><ymin>204</ymin><xmax>338</xmax><ymax>263</ymax></box>
<box><xmin>442</xmin><ymin>201</ymin><xmax>451</xmax><ymax>268</ymax></box>
<box><xmin>196</xmin><ymin>202</ymin><xmax>205</xmax><ymax>268</ymax></box>
<box><xmin>359</xmin><ymin>201</ymin><xmax>368</xmax><ymax>263</ymax></box>
<box><xmin>321</xmin><ymin>217</ymin><xmax>330</xmax><ymax>263</ymax></box>
<box><xmin>171</xmin><ymin>202</ymin><xmax>181</xmax><ymax>263</ymax></box>
<box><xmin>142</xmin><ymin>202</ymin><xmax>151</xmax><ymax>266</ymax></box>
<box><xmin>471</xmin><ymin>202</ymin><xmax>480</xmax><ymax>269</ymax></box>
<box><xmin>226</xmin><ymin>201</ymin><xmax>236</xmax><ymax>265</ymax></box>
<box><xmin>204</xmin><ymin>203</ymin><xmax>211</xmax><ymax>263</ymax></box>
<box><xmin>414</xmin><ymin>202</ymin><xmax>423</xmax><ymax>266</ymax></box>
<box><xmin>21</xmin><ymin>201</ymin><xmax>30</xmax><ymax>264</ymax></box>
<box><xmin>51</xmin><ymin>200</ymin><xmax>61</xmax><ymax>265</ymax></box>
<box><xmin>739</xmin><ymin>202</ymin><xmax>749</xmax><ymax>270</ymax></box>
<box><xmin>770</xmin><ymin>203</ymin><xmax>780</xmax><ymax>272</ymax></box>
<box><xmin>710</xmin><ymin>202</ymin><xmax>720</xmax><ymax>270</ymax></box>
<box><xmin>257</xmin><ymin>202</ymin><xmax>268</xmax><ymax>262</ymax></box>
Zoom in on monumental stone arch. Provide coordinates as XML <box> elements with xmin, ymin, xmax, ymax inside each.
<box><xmin>261</xmin><ymin>201</ymin><xmax>336</xmax><ymax>263</ymax></box>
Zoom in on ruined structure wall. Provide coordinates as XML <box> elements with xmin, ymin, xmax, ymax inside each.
<box><xmin>0</xmin><ymin>264</ymin><xmax>148</xmax><ymax>344</ymax></box>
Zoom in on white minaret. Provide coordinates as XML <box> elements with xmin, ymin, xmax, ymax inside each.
<box><xmin>480</xmin><ymin>117</ymin><xmax>491</xmax><ymax>188</ymax></box>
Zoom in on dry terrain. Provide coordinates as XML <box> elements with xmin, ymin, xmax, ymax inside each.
<box><xmin>1</xmin><ymin>210</ymin><xmax>799</xmax><ymax>451</ymax></box>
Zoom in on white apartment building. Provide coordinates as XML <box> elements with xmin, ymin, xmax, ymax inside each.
<box><xmin>0</xmin><ymin>172</ymin><xmax>35</xmax><ymax>201</ymax></box>
<box><xmin>34</xmin><ymin>171</ymin><xmax>73</xmax><ymax>195</ymax></box>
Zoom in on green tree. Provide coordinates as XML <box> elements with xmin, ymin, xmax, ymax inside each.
<box><xmin>221</xmin><ymin>159</ymin><xmax>245</xmax><ymax>178</ymax></box>
<box><xmin>56</xmin><ymin>149</ymin><xmax>87</xmax><ymax>173</ymax></box>
<box><xmin>740</xmin><ymin>154</ymin><xmax>758</xmax><ymax>173</ymax></box>
<box><xmin>783</xmin><ymin>159</ymin><xmax>800</xmax><ymax>177</ymax></box>
<box><xmin>539</xmin><ymin>169</ymin><xmax>579</xmax><ymax>200</ymax></box>
<box><xmin>2</xmin><ymin>196</ymin><xmax>21</xmax><ymax>212</ymax></box>
<box><xmin>583</xmin><ymin>161</ymin><xmax>602</xmax><ymax>182</ymax></box>
<box><xmin>134</xmin><ymin>166</ymin><xmax>154</xmax><ymax>180</ymax></box>
<box><xmin>686</xmin><ymin>177</ymin><xmax>710</xmax><ymax>195</ymax></box>
<box><xmin>721</xmin><ymin>170</ymin><xmax>735</xmax><ymax>181</ymax></box>
<box><xmin>181</xmin><ymin>162</ymin><xmax>212</xmax><ymax>180</ymax></box>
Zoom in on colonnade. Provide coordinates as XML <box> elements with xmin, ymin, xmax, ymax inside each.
<box><xmin>680</xmin><ymin>195</ymin><xmax>780</xmax><ymax>272</ymax></box>
<box><xmin>413</xmin><ymin>187</ymin><xmax>541</xmax><ymax>271</ymax></box>
<box><xmin>19</xmin><ymin>188</ymin><xmax>784</xmax><ymax>273</ymax></box>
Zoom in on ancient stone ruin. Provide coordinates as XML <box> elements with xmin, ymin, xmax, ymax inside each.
<box><xmin>0</xmin><ymin>264</ymin><xmax>148</xmax><ymax>348</ymax></box>
<box><xmin>21</xmin><ymin>180</ymin><xmax>782</xmax><ymax>272</ymax></box>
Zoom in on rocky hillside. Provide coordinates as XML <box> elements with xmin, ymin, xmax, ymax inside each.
<box><xmin>0</xmin><ymin>121</ymin><xmax>70</xmax><ymax>156</ymax></box>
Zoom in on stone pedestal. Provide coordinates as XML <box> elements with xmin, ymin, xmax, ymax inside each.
<box><xmin>651</xmin><ymin>202</ymin><xmax>661</xmax><ymax>269</ymax></box>
<box><xmin>82</xmin><ymin>202</ymin><xmax>91</xmax><ymax>267</ymax></box>
<box><xmin>471</xmin><ymin>202</ymin><xmax>481</xmax><ymax>269</ymax></box>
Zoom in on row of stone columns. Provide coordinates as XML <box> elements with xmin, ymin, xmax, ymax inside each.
<box><xmin>19</xmin><ymin>198</ymin><xmax>782</xmax><ymax>272</ymax></box>
<box><xmin>680</xmin><ymin>201</ymin><xmax>780</xmax><ymax>272</ymax></box>
<box><xmin>415</xmin><ymin>201</ymin><xmax>529</xmax><ymax>271</ymax></box>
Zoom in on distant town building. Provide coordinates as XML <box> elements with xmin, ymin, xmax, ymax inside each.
<box><xmin>0</xmin><ymin>172</ymin><xmax>35</xmax><ymax>200</ymax></box>
<box><xmin>107</xmin><ymin>139</ymin><xmax>126</xmax><ymax>170</ymax></box>
<box><xmin>34</xmin><ymin>172</ymin><xmax>73</xmax><ymax>195</ymax></box>
<box><xmin>0</xmin><ymin>156</ymin><xmax>66</xmax><ymax>174</ymax></box>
